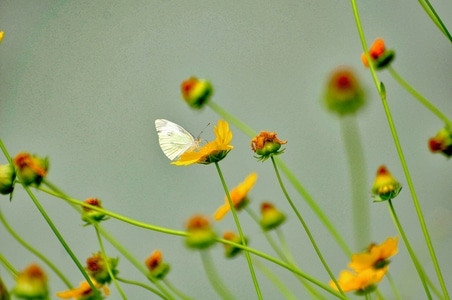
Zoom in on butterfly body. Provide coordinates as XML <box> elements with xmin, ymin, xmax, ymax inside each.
<box><xmin>155</xmin><ymin>119</ymin><xmax>198</xmax><ymax>161</ymax></box>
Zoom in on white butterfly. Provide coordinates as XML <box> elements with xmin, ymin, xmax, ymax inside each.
<box><xmin>155</xmin><ymin>119</ymin><xmax>199</xmax><ymax>161</ymax></box>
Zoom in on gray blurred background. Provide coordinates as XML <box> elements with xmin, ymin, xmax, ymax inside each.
<box><xmin>1</xmin><ymin>1</ymin><xmax>451</xmax><ymax>299</ymax></box>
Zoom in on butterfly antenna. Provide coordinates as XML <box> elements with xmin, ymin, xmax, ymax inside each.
<box><xmin>196</xmin><ymin>122</ymin><xmax>211</xmax><ymax>144</ymax></box>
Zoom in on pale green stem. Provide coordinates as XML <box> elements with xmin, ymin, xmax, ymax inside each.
<box><xmin>215</xmin><ymin>237</ymin><xmax>346</xmax><ymax>299</ymax></box>
<box><xmin>207</xmin><ymin>102</ymin><xmax>352</xmax><ymax>256</ymax></box>
<box><xmin>252</xmin><ymin>258</ymin><xmax>298</xmax><ymax>300</ymax></box>
<box><xmin>418</xmin><ymin>0</ymin><xmax>452</xmax><ymax>43</ymax></box>
<box><xmin>0</xmin><ymin>252</ymin><xmax>17</xmax><ymax>278</ymax></box>
<box><xmin>0</xmin><ymin>209</ymin><xmax>72</xmax><ymax>288</ymax></box>
<box><xmin>94</xmin><ymin>226</ymin><xmax>175</xmax><ymax>300</ymax></box>
<box><xmin>214</xmin><ymin>162</ymin><xmax>262</xmax><ymax>299</ymax></box>
<box><xmin>386</xmin><ymin>272</ymin><xmax>402</xmax><ymax>300</ymax></box>
<box><xmin>199</xmin><ymin>250</ymin><xmax>236</xmax><ymax>300</ymax></box>
<box><xmin>340</xmin><ymin>116</ymin><xmax>370</xmax><ymax>250</ymax></box>
<box><xmin>162</xmin><ymin>278</ymin><xmax>194</xmax><ymax>300</ymax></box>
<box><xmin>116</xmin><ymin>277</ymin><xmax>166</xmax><ymax>299</ymax></box>
<box><xmin>350</xmin><ymin>2</ymin><xmax>449</xmax><ymax>298</ymax></box>
<box><xmin>387</xmin><ymin>66</ymin><xmax>452</xmax><ymax>128</ymax></box>
<box><xmin>387</xmin><ymin>199</ymin><xmax>431</xmax><ymax>299</ymax></box>
<box><xmin>94</xmin><ymin>225</ymin><xmax>127</xmax><ymax>300</ymax></box>
<box><xmin>245</xmin><ymin>207</ymin><xmax>325</xmax><ymax>299</ymax></box>
<box><xmin>270</xmin><ymin>156</ymin><xmax>344</xmax><ymax>296</ymax></box>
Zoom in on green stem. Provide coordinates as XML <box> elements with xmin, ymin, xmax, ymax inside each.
<box><xmin>340</xmin><ymin>116</ymin><xmax>370</xmax><ymax>250</ymax></box>
<box><xmin>0</xmin><ymin>252</ymin><xmax>17</xmax><ymax>278</ymax></box>
<box><xmin>387</xmin><ymin>66</ymin><xmax>452</xmax><ymax>128</ymax></box>
<box><xmin>386</xmin><ymin>272</ymin><xmax>402</xmax><ymax>300</ymax></box>
<box><xmin>162</xmin><ymin>278</ymin><xmax>193</xmax><ymax>300</ymax></box>
<box><xmin>418</xmin><ymin>0</ymin><xmax>452</xmax><ymax>43</ymax></box>
<box><xmin>94</xmin><ymin>226</ymin><xmax>175</xmax><ymax>300</ymax></box>
<box><xmin>252</xmin><ymin>258</ymin><xmax>298</xmax><ymax>300</ymax></box>
<box><xmin>270</xmin><ymin>156</ymin><xmax>344</xmax><ymax>296</ymax></box>
<box><xmin>116</xmin><ymin>277</ymin><xmax>166</xmax><ymax>299</ymax></box>
<box><xmin>0</xmin><ymin>209</ymin><xmax>72</xmax><ymax>289</ymax></box>
<box><xmin>387</xmin><ymin>200</ymin><xmax>431</xmax><ymax>299</ymax></box>
<box><xmin>350</xmin><ymin>2</ymin><xmax>449</xmax><ymax>299</ymax></box>
<box><xmin>94</xmin><ymin>225</ymin><xmax>127</xmax><ymax>299</ymax></box>
<box><xmin>207</xmin><ymin>101</ymin><xmax>352</xmax><ymax>256</ymax></box>
<box><xmin>214</xmin><ymin>162</ymin><xmax>262</xmax><ymax>299</ymax></box>
<box><xmin>199</xmin><ymin>250</ymin><xmax>236</xmax><ymax>300</ymax></box>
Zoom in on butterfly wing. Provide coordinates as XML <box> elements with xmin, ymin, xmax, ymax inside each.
<box><xmin>155</xmin><ymin>119</ymin><xmax>197</xmax><ymax>161</ymax></box>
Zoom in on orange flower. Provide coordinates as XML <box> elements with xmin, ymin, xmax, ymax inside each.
<box><xmin>428</xmin><ymin>127</ymin><xmax>452</xmax><ymax>158</ymax></box>
<box><xmin>13</xmin><ymin>264</ymin><xmax>48</xmax><ymax>299</ymax></box>
<box><xmin>56</xmin><ymin>279</ymin><xmax>109</xmax><ymax>299</ymax></box>
<box><xmin>181</xmin><ymin>77</ymin><xmax>213</xmax><ymax>109</ymax></box>
<box><xmin>172</xmin><ymin>120</ymin><xmax>233</xmax><ymax>165</ymax></box>
<box><xmin>214</xmin><ymin>172</ymin><xmax>257</xmax><ymax>220</ymax></box>
<box><xmin>251</xmin><ymin>131</ymin><xmax>287</xmax><ymax>161</ymax></box>
<box><xmin>81</xmin><ymin>198</ymin><xmax>108</xmax><ymax>223</ymax></box>
<box><xmin>145</xmin><ymin>250</ymin><xmax>170</xmax><ymax>279</ymax></box>
<box><xmin>361</xmin><ymin>38</ymin><xmax>395</xmax><ymax>69</ymax></box>
<box><xmin>13</xmin><ymin>152</ymin><xmax>49</xmax><ymax>186</ymax></box>
<box><xmin>348</xmin><ymin>237</ymin><xmax>398</xmax><ymax>272</ymax></box>
<box><xmin>185</xmin><ymin>214</ymin><xmax>217</xmax><ymax>249</ymax></box>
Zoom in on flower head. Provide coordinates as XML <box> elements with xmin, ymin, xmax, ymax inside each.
<box><xmin>185</xmin><ymin>214</ymin><xmax>217</xmax><ymax>249</ymax></box>
<box><xmin>222</xmin><ymin>231</ymin><xmax>247</xmax><ymax>258</ymax></box>
<box><xmin>0</xmin><ymin>31</ymin><xmax>4</xmax><ymax>43</ymax></box>
<box><xmin>172</xmin><ymin>120</ymin><xmax>233</xmax><ymax>166</ymax></box>
<box><xmin>12</xmin><ymin>264</ymin><xmax>48</xmax><ymax>300</ymax></box>
<box><xmin>145</xmin><ymin>250</ymin><xmax>170</xmax><ymax>279</ymax></box>
<box><xmin>56</xmin><ymin>279</ymin><xmax>109</xmax><ymax>300</ymax></box>
<box><xmin>330</xmin><ymin>268</ymin><xmax>387</xmax><ymax>294</ymax></box>
<box><xmin>81</xmin><ymin>198</ymin><xmax>108</xmax><ymax>224</ymax></box>
<box><xmin>259</xmin><ymin>202</ymin><xmax>286</xmax><ymax>231</ymax></box>
<box><xmin>13</xmin><ymin>152</ymin><xmax>48</xmax><ymax>186</ymax></box>
<box><xmin>181</xmin><ymin>77</ymin><xmax>213</xmax><ymax>109</ymax></box>
<box><xmin>85</xmin><ymin>252</ymin><xmax>119</xmax><ymax>285</ymax></box>
<box><xmin>251</xmin><ymin>131</ymin><xmax>287</xmax><ymax>161</ymax></box>
<box><xmin>428</xmin><ymin>127</ymin><xmax>452</xmax><ymax>158</ymax></box>
<box><xmin>214</xmin><ymin>172</ymin><xmax>257</xmax><ymax>221</ymax></box>
<box><xmin>324</xmin><ymin>67</ymin><xmax>365</xmax><ymax>116</ymax></box>
<box><xmin>0</xmin><ymin>163</ymin><xmax>16</xmax><ymax>195</ymax></box>
<box><xmin>348</xmin><ymin>237</ymin><xmax>398</xmax><ymax>272</ymax></box>
<box><xmin>371</xmin><ymin>165</ymin><xmax>402</xmax><ymax>202</ymax></box>
<box><xmin>361</xmin><ymin>38</ymin><xmax>395</xmax><ymax>70</ymax></box>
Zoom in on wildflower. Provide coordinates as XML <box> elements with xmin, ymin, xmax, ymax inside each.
<box><xmin>361</xmin><ymin>38</ymin><xmax>395</xmax><ymax>70</ymax></box>
<box><xmin>330</xmin><ymin>267</ymin><xmax>387</xmax><ymax>294</ymax></box>
<box><xmin>323</xmin><ymin>67</ymin><xmax>365</xmax><ymax>116</ymax></box>
<box><xmin>12</xmin><ymin>264</ymin><xmax>48</xmax><ymax>300</ymax></box>
<box><xmin>81</xmin><ymin>198</ymin><xmax>108</xmax><ymax>224</ymax></box>
<box><xmin>185</xmin><ymin>214</ymin><xmax>217</xmax><ymax>249</ymax></box>
<box><xmin>181</xmin><ymin>77</ymin><xmax>213</xmax><ymax>109</ymax></box>
<box><xmin>0</xmin><ymin>163</ymin><xmax>15</xmax><ymax>195</ymax></box>
<box><xmin>172</xmin><ymin>120</ymin><xmax>233</xmax><ymax>166</ymax></box>
<box><xmin>371</xmin><ymin>165</ymin><xmax>402</xmax><ymax>202</ymax></box>
<box><xmin>259</xmin><ymin>202</ymin><xmax>286</xmax><ymax>231</ymax></box>
<box><xmin>222</xmin><ymin>231</ymin><xmax>247</xmax><ymax>258</ymax></box>
<box><xmin>12</xmin><ymin>152</ymin><xmax>48</xmax><ymax>186</ymax></box>
<box><xmin>349</xmin><ymin>237</ymin><xmax>398</xmax><ymax>272</ymax></box>
<box><xmin>145</xmin><ymin>250</ymin><xmax>170</xmax><ymax>279</ymax></box>
<box><xmin>56</xmin><ymin>279</ymin><xmax>109</xmax><ymax>299</ymax></box>
<box><xmin>0</xmin><ymin>31</ymin><xmax>4</xmax><ymax>43</ymax></box>
<box><xmin>85</xmin><ymin>252</ymin><xmax>119</xmax><ymax>285</ymax></box>
<box><xmin>214</xmin><ymin>172</ymin><xmax>257</xmax><ymax>221</ymax></box>
<box><xmin>428</xmin><ymin>127</ymin><xmax>452</xmax><ymax>158</ymax></box>
<box><xmin>251</xmin><ymin>131</ymin><xmax>287</xmax><ymax>161</ymax></box>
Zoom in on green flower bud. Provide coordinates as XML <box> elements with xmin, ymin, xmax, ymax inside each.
<box><xmin>0</xmin><ymin>163</ymin><xmax>15</xmax><ymax>195</ymax></box>
<box><xmin>181</xmin><ymin>77</ymin><xmax>213</xmax><ymax>109</ymax></box>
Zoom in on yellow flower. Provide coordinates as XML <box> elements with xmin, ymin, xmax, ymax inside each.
<box><xmin>348</xmin><ymin>237</ymin><xmax>398</xmax><ymax>272</ymax></box>
<box><xmin>0</xmin><ymin>31</ymin><xmax>4</xmax><ymax>43</ymax></box>
<box><xmin>172</xmin><ymin>120</ymin><xmax>233</xmax><ymax>166</ymax></box>
<box><xmin>330</xmin><ymin>267</ymin><xmax>388</xmax><ymax>293</ymax></box>
<box><xmin>214</xmin><ymin>172</ymin><xmax>257</xmax><ymax>221</ymax></box>
<box><xmin>371</xmin><ymin>165</ymin><xmax>402</xmax><ymax>202</ymax></box>
<box><xmin>56</xmin><ymin>279</ymin><xmax>109</xmax><ymax>299</ymax></box>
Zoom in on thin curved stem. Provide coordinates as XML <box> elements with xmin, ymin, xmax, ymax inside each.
<box><xmin>200</xmin><ymin>250</ymin><xmax>236</xmax><ymax>300</ymax></box>
<box><xmin>271</xmin><ymin>156</ymin><xmax>344</xmax><ymax>296</ymax></box>
<box><xmin>214</xmin><ymin>162</ymin><xmax>262</xmax><ymax>299</ymax></box>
